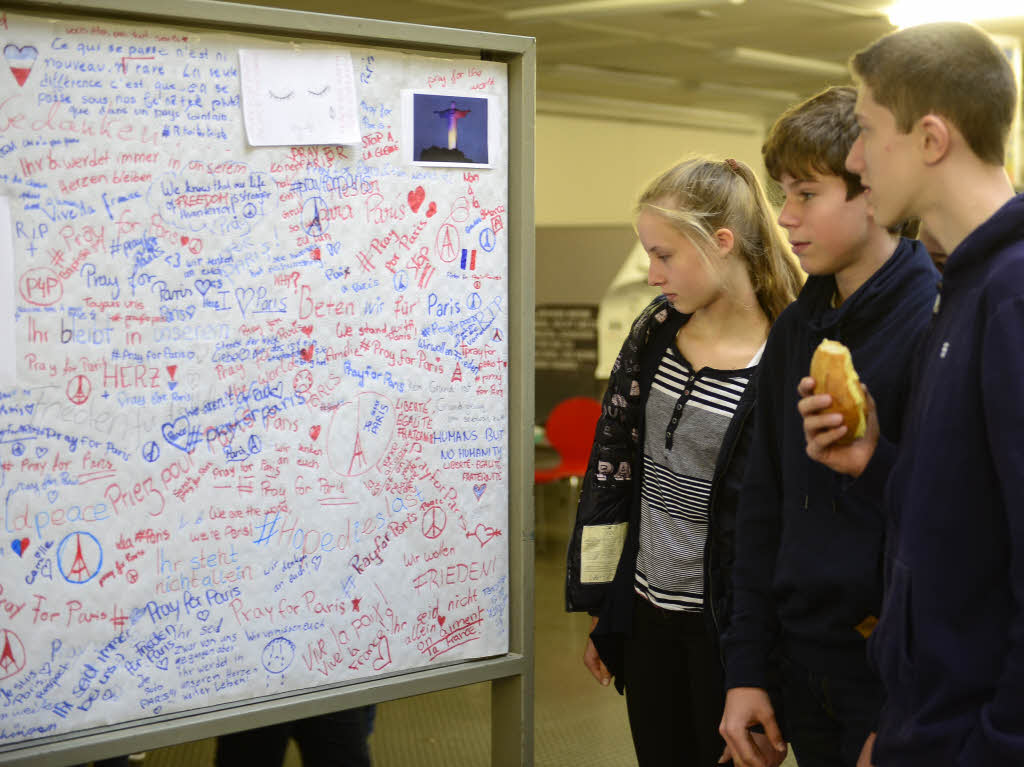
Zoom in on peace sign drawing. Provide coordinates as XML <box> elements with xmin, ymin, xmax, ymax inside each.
<box><xmin>421</xmin><ymin>502</ymin><xmax>447</xmax><ymax>540</ymax></box>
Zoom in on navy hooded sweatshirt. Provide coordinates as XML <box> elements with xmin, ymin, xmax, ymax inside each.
<box><xmin>865</xmin><ymin>195</ymin><xmax>1024</xmax><ymax>766</ymax></box>
<box><xmin>722</xmin><ymin>237</ymin><xmax>938</xmax><ymax>692</ymax></box>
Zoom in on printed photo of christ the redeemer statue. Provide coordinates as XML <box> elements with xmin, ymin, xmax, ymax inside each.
<box><xmin>411</xmin><ymin>93</ymin><xmax>490</xmax><ymax>166</ymax></box>
<box><xmin>436</xmin><ymin>100</ymin><xmax>471</xmax><ymax>150</ymax></box>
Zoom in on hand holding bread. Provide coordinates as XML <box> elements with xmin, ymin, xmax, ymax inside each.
<box><xmin>797</xmin><ymin>339</ymin><xmax>877</xmax><ymax>478</ymax></box>
<box><xmin>809</xmin><ymin>339</ymin><xmax>866</xmax><ymax>446</ymax></box>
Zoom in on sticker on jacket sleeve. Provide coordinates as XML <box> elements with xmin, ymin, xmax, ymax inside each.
<box><xmin>581</xmin><ymin>523</ymin><xmax>628</xmax><ymax>583</ymax></box>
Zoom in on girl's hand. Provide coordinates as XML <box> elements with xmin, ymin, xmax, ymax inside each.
<box><xmin>583</xmin><ymin>616</ymin><xmax>611</xmax><ymax>686</ymax></box>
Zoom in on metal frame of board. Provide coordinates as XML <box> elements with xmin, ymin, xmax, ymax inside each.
<box><xmin>0</xmin><ymin>1</ymin><xmax>535</xmax><ymax>764</ymax></box>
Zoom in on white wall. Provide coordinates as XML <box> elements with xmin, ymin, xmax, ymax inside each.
<box><xmin>536</xmin><ymin>112</ymin><xmax>767</xmax><ymax>227</ymax></box>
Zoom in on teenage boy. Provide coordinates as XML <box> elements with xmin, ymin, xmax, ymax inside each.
<box><xmin>799</xmin><ymin>22</ymin><xmax>1024</xmax><ymax>766</ymax></box>
<box><xmin>718</xmin><ymin>86</ymin><xmax>939</xmax><ymax>767</ymax></box>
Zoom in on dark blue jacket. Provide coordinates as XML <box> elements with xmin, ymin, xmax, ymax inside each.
<box><xmin>868</xmin><ymin>195</ymin><xmax>1024</xmax><ymax>766</ymax></box>
<box><xmin>723</xmin><ymin>238</ymin><xmax>939</xmax><ymax>693</ymax></box>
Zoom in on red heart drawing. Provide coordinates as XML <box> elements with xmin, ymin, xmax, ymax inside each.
<box><xmin>311</xmin><ymin>248</ymin><xmax>321</xmax><ymax>261</ymax></box>
<box><xmin>180</xmin><ymin>235</ymin><xmax>189</xmax><ymax>246</ymax></box>
<box><xmin>166</xmin><ymin>365</ymin><xmax>177</xmax><ymax>380</ymax></box>
<box><xmin>468</xmin><ymin>523</ymin><xmax>502</xmax><ymax>547</ymax></box>
<box><xmin>300</xmin><ymin>325</ymin><xmax>313</xmax><ymax>336</ymax></box>
<box><xmin>300</xmin><ymin>345</ymin><xmax>314</xmax><ymax>362</ymax></box>
<box><xmin>426</xmin><ymin>202</ymin><xmax>437</xmax><ymax>218</ymax></box>
<box><xmin>309</xmin><ymin>425</ymin><xmax>321</xmax><ymax>440</ymax></box>
<box><xmin>11</xmin><ymin>537</ymin><xmax>29</xmax><ymax>557</ymax></box>
<box><xmin>437</xmin><ymin>615</ymin><xmax>446</xmax><ymax>627</ymax></box>
<box><xmin>408</xmin><ymin>186</ymin><xmax>425</xmax><ymax>213</ymax></box>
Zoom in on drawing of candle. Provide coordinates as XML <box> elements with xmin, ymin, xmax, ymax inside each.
<box><xmin>434</xmin><ymin>100</ymin><xmax>471</xmax><ymax>150</ymax></box>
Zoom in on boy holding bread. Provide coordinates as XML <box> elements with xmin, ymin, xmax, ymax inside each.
<box><xmin>718</xmin><ymin>86</ymin><xmax>939</xmax><ymax>767</ymax></box>
<box><xmin>800</xmin><ymin>23</ymin><xmax>1024</xmax><ymax>766</ymax></box>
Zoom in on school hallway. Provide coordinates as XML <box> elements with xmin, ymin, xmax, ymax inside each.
<box><xmin>102</xmin><ymin>482</ymin><xmax>797</xmax><ymax>766</ymax></box>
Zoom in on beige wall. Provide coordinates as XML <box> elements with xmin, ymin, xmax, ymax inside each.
<box><xmin>536</xmin><ymin>112</ymin><xmax>767</xmax><ymax>227</ymax></box>
<box><xmin>533</xmin><ymin>110</ymin><xmax>771</xmax><ymax>306</ymax></box>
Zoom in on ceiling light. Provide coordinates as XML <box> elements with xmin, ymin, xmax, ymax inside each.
<box><xmin>537</xmin><ymin>90</ymin><xmax>763</xmax><ymax>133</ymax></box>
<box><xmin>696</xmin><ymin>81</ymin><xmax>802</xmax><ymax>102</ymax></box>
<box><xmin>886</xmin><ymin>0</ymin><xmax>1024</xmax><ymax>27</ymax></box>
<box><xmin>788</xmin><ymin>0</ymin><xmax>884</xmax><ymax>19</ymax></box>
<box><xmin>723</xmin><ymin>47</ymin><xmax>847</xmax><ymax>78</ymax></box>
<box><xmin>551</xmin><ymin>63</ymin><xmax>680</xmax><ymax>88</ymax></box>
<box><xmin>506</xmin><ymin>0</ymin><xmax>744</xmax><ymax>22</ymax></box>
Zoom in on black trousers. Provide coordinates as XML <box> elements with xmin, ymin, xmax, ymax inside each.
<box><xmin>623</xmin><ymin>596</ymin><xmax>725</xmax><ymax>767</ymax></box>
<box><xmin>215</xmin><ymin>708</ymin><xmax>373</xmax><ymax>767</ymax></box>
<box><xmin>780</xmin><ymin>654</ymin><xmax>882</xmax><ymax>767</ymax></box>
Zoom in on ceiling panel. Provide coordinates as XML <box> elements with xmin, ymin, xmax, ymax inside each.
<box><xmin>219</xmin><ymin>0</ymin><xmax>1024</xmax><ymax>123</ymax></box>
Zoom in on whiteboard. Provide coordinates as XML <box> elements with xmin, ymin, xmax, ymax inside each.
<box><xmin>0</xmin><ymin>5</ymin><xmax>512</xmax><ymax>748</ymax></box>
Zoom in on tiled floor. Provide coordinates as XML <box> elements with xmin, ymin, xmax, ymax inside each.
<box><xmin>87</xmin><ymin>483</ymin><xmax>796</xmax><ymax>766</ymax></box>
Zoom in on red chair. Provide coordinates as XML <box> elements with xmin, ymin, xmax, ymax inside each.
<box><xmin>534</xmin><ymin>396</ymin><xmax>602</xmax><ymax>485</ymax></box>
<box><xmin>534</xmin><ymin>397</ymin><xmax>602</xmax><ymax>550</ymax></box>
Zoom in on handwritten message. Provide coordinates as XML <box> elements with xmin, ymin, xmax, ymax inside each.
<box><xmin>0</xmin><ymin>11</ymin><xmax>509</xmax><ymax>746</ymax></box>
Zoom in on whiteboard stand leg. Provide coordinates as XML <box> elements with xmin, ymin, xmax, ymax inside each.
<box><xmin>534</xmin><ymin>483</ymin><xmax>543</xmax><ymax>554</ymax></box>
<box><xmin>491</xmin><ymin>671</ymin><xmax>532</xmax><ymax>766</ymax></box>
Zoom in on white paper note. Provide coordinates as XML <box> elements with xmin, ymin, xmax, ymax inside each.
<box><xmin>239</xmin><ymin>49</ymin><xmax>360</xmax><ymax>146</ymax></box>
<box><xmin>581</xmin><ymin>523</ymin><xmax>628</xmax><ymax>584</ymax></box>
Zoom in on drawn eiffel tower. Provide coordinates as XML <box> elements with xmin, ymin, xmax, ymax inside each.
<box><xmin>0</xmin><ymin>633</ymin><xmax>18</xmax><ymax>675</ymax></box>
<box><xmin>348</xmin><ymin>431</ymin><xmax>368</xmax><ymax>474</ymax></box>
<box><xmin>440</xmin><ymin>226</ymin><xmax>457</xmax><ymax>262</ymax></box>
<box><xmin>308</xmin><ymin>199</ymin><xmax>323</xmax><ymax>235</ymax></box>
<box><xmin>68</xmin><ymin>534</ymin><xmax>92</xmax><ymax>582</ymax></box>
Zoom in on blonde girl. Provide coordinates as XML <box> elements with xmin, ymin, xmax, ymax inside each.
<box><xmin>566</xmin><ymin>157</ymin><xmax>801</xmax><ymax>766</ymax></box>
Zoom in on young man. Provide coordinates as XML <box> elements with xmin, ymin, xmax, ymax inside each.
<box><xmin>718</xmin><ymin>86</ymin><xmax>939</xmax><ymax>767</ymax></box>
<box><xmin>799</xmin><ymin>22</ymin><xmax>1024</xmax><ymax>766</ymax></box>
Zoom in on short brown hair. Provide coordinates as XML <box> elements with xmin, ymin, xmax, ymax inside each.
<box><xmin>850</xmin><ymin>21</ymin><xmax>1016</xmax><ymax>166</ymax></box>
<box><xmin>763</xmin><ymin>86</ymin><xmax>864</xmax><ymax>200</ymax></box>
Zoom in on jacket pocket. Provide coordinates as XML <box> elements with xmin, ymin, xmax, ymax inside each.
<box><xmin>565</xmin><ymin>479</ymin><xmax>633</xmax><ymax>611</ymax></box>
<box><xmin>869</xmin><ymin>558</ymin><xmax>915</xmax><ymax>692</ymax></box>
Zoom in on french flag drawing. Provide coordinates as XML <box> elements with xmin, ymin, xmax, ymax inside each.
<box><xmin>4</xmin><ymin>44</ymin><xmax>38</xmax><ymax>87</ymax></box>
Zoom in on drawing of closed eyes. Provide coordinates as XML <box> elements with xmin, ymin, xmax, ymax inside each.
<box><xmin>242</xmin><ymin>48</ymin><xmax>360</xmax><ymax>144</ymax></box>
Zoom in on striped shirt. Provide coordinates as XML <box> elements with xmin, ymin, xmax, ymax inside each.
<box><xmin>634</xmin><ymin>341</ymin><xmax>761</xmax><ymax>612</ymax></box>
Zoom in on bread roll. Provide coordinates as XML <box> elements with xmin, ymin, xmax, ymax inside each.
<box><xmin>810</xmin><ymin>339</ymin><xmax>865</xmax><ymax>445</ymax></box>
